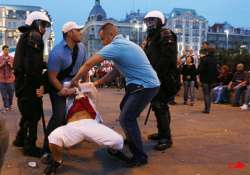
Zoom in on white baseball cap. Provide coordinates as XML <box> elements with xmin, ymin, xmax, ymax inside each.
<box><xmin>62</xmin><ymin>21</ymin><xmax>84</xmax><ymax>33</ymax></box>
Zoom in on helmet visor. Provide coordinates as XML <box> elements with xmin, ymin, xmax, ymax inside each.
<box><xmin>40</xmin><ymin>20</ymin><xmax>51</xmax><ymax>28</ymax></box>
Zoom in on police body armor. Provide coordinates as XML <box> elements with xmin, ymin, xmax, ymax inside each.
<box><xmin>14</xmin><ymin>30</ymin><xmax>45</xmax><ymax>98</ymax></box>
<box><xmin>144</xmin><ymin>28</ymin><xmax>180</xmax><ymax>102</ymax></box>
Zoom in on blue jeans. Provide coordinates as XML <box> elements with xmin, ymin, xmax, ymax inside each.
<box><xmin>183</xmin><ymin>81</ymin><xmax>195</xmax><ymax>102</ymax></box>
<box><xmin>202</xmin><ymin>84</ymin><xmax>212</xmax><ymax>112</ymax></box>
<box><xmin>233</xmin><ymin>86</ymin><xmax>246</xmax><ymax>105</ymax></box>
<box><xmin>120</xmin><ymin>84</ymin><xmax>159</xmax><ymax>161</ymax></box>
<box><xmin>0</xmin><ymin>83</ymin><xmax>14</xmax><ymax>108</ymax></box>
<box><xmin>43</xmin><ymin>90</ymin><xmax>66</xmax><ymax>152</ymax></box>
<box><xmin>213</xmin><ymin>85</ymin><xmax>229</xmax><ymax>103</ymax></box>
<box><xmin>243</xmin><ymin>86</ymin><xmax>250</xmax><ymax>105</ymax></box>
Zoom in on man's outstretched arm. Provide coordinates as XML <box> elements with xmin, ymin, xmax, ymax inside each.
<box><xmin>72</xmin><ymin>54</ymin><xmax>104</xmax><ymax>86</ymax></box>
<box><xmin>94</xmin><ymin>67</ymin><xmax>120</xmax><ymax>87</ymax></box>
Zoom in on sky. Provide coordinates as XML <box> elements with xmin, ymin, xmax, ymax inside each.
<box><xmin>1</xmin><ymin>0</ymin><xmax>250</xmax><ymax>43</ymax></box>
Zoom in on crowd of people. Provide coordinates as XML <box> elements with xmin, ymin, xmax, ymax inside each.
<box><xmin>176</xmin><ymin>45</ymin><xmax>250</xmax><ymax>112</ymax></box>
<box><xmin>0</xmin><ymin>9</ymin><xmax>249</xmax><ymax>175</ymax></box>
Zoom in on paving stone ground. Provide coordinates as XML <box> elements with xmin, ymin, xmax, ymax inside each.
<box><xmin>1</xmin><ymin>88</ymin><xmax>250</xmax><ymax>175</ymax></box>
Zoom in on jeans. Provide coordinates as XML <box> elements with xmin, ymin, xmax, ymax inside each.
<box><xmin>183</xmin><ymin>81</ymin><xmax>195</xmax><ymax>102</ymax></box>
<box><xmin>119</xmin><ymin>84</ymin><xmax>159</xmax><ymax>161</ymax></box>
<box><xmin>43</xmin><ymin>90</ymin><xmax>66</xmax><ymax>153</ymax></box>
<box><xmin>234</xmin><ymin>86</ymin><xmax>246</xmax><ymax>105</ymax></box>
<box><xmin>202</xmin><ymin>83</ymin><xmax>212</xmax><ymax>112</ymax></box>
<box><xmin>0</xmin><ymin>83</ymin><xmax>14</xmax><ymax>108</ymax></box>
<box><xmin>212</xmin><ymin>85</ymin><xmax>229</xmax><ymax>103</ymax></box>
<box><xmin>243</xmin><ymin>85</ymin><xmax>250</xmax><ymax>105</ymax></box>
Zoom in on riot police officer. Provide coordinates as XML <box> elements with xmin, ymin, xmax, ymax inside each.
<box><xmin>143</xmin><ymin>10</ymin><xmax>179</xmax><ymax>151</ymax></box>
<box><xmin>13</xmin><ymin>11</ymin><xmax>51</xmax><ymax>157</ymax></box>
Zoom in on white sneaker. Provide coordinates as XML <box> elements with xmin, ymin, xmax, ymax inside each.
<box><xmin>240</xmin><ymin>104</ymin><xmax>248</xmax><ymax>110</ymax></box>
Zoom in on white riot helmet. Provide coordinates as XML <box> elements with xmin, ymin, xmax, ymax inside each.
<box><xmin>25</xmin><ymin>11</ymin><xmax>51</xmax><ymax>27</ymax></box>
<box><xmin>144</xmin><ymin>10</ymin><xmax>165</xmax><ymax>25</ymax></box>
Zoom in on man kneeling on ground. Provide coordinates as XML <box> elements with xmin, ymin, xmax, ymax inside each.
<box><xmin>44</xmin><ymin>82</ymin><xmax>126</xmax><ymax>175</ymax></box>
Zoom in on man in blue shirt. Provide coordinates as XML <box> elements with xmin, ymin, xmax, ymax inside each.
<box><xmin>42</xmin><ymin>21</ymin><xmax>87</xmax><ymax>159</ymax></box>
<box><xmin>72</xmin><ymin>23</ymin><xmax>160</xmax><ymax>167</ymax></box>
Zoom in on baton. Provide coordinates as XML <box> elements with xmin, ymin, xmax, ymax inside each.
<box><xmin>144</xmin><ymin>104</ymin><xmax>152</xmax><ymax>125</ymax></box>
<box><xmin>39</xmin><ymin>98</ymin><xmax>48</xmax><ymax>140</ymax></box>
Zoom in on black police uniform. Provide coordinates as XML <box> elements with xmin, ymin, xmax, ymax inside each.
<box><xmin>144</xmin><ymin>28</ymin><xmax>178</xmax><ymax>150</ymax></box>
<box><xmin>13</xmin><ymin>27</ymin><xmax>45</xmax><ymax>157</ymax></box>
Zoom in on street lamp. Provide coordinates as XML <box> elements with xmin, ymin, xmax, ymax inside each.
<box><xmin>134</xmin><ymin>23</ymin><xmax>140</xmax><ymax>44</ymax></box>
<box><xmin>224</xmin><ymin>29</ymin><xmax>229</xmax><ymax>50</ymax></box>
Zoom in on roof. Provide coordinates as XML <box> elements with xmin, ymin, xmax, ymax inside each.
<box><xmin>168</xmin><ymin>8</ymin><xmax>207</xmax><ymax>21</ymax></box>
<box><xmin>88</xmin><ymin>0</ymin><xmax>107</xmax><ymax>21</ymax></box>
<box><xmin>0</xmin><ymin>4</ymin><xmax>42</xmax><ymax>11</ymax></box>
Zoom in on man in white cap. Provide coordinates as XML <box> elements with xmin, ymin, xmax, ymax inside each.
<box><xmin>13</xmin><ymin>11</ymin><xmax>51</xmax><ymax>157</ymax></box>
<box><xmin>42</xmin><ymin>21</ymin><xmax>87</xmax><ymax>160</ymax></box>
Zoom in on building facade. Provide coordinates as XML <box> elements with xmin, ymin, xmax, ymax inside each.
<box><xmin>81</xmin><ymin>0</ymin><xmax>147</xmax><ymax>56</ymax></box>
<box><xmin>207</xmin><ymin>22</ymin><xmax>250</xmax><ymax>52</ymax></box>
<box><xmin>0</xmin><ymin>4</ymin><xmax>54</xmax><ymax>55</ymax></box>
<box><xmin>166</xmin><ymin>8</ymin><xmax>208</xmax><ymax>55</ymax></box>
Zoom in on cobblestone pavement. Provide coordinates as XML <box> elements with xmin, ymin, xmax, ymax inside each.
<box><xmin>1</xmin><ymin>88</ymin><xmax>250</xmax><ymax>175</ymax></box>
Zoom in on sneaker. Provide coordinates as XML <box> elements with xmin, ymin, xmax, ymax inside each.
<box><xmin>44</xmin><ymin>160</ymin><xmax>62</xmax><ymax>175</ymax></box>
<box><xmin>148</xmin><ymin>133</ymin><xmax>160</xmax><ymax>141</ymax></box>
<box><xmin>125</xmin><ymin>157</ymin><xmax>148</xmax><ymax>168</ymax></box>
<box><xmin>154</xmin><ymin>139</ymin><xmax>173</xmax><ymax>151</ymax></box>
<box><xmin>107</xmin><ymin>148</ymin><xmax>130</xmax><ymax>162</ymax></box>
<box><xmin>240</xmin><ymin>104</ymin><xmax>248</xmax><ymax>110</ymax></box>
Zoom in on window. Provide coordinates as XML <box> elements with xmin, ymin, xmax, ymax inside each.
<box><xmin>193</xmin><ymin>21</ymin><xmax>200</xmax><ymax>29</ymax></box>
<box><xmin>185</xmin><ymin>37</ymin><xmax>190</xmax><ymax>43</ymax></box>
<box><xmin>192</xmin><ymin>37</ymin><xmax>199</xmax><ymax>43</ymax></box>
<box><xmin>175</xmin><ymin>20</ymin><xmax>182</xmax><ymax>28</ymax></box>
<box><xmin>192</xmin><ymin>29</ymin><xmax>199</xmax><ymax>36</ymax></box>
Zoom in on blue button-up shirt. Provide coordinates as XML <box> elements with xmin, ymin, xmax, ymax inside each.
<box><xmin>48</xmin><ymin>40</ymin><xmax>87</xmax><ymax>82</ymax></box>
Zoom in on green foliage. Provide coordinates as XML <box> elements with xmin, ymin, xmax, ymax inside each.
<box><xmin>216</xmin><ymin>49</ymin><xmax>250</xmax><ymax>71</ymax></box>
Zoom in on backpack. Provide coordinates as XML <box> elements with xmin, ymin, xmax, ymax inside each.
<box><xmin>43</xmin><ymin>44</ymin><xmax>79</xmax><ymax>93</ymax></box>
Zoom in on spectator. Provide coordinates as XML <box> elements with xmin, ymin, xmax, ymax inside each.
<box><xmin>212</xmin><ymin>65</ymin><xmax>232</xmax><ymax>104</ymax></box>
<box><xmin>240</xmin><ymin>71</ymin><xmax>250</xmax><ymax>110</ymax></box>
<box><xmin>228</xmin><ymin>63</ymin><xmax>248</xmax><ymax>106</ymax></box>
<box><xmin>181</xmin><ymin>56</ymin><xmax>198</xmax><ymax>106</ymax></box>
<box><xmin>198</xmin><ymin>47</ymin><xmax>218</xmax><ymax>114</ymax></box>
<box><xmin>0</xmin><ymin>45</ymin><xmax>15</xmax><ymax>112</ymax></box>
<box><xmin>188</xmin><ymin>49</ymin><xmax>199</xmax><ymax>69</ymax></box>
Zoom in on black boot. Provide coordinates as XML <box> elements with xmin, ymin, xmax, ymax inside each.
<box><xmin>13</xmin><ymin>128</ymin><xmax>26</xmax><ymax>147</ymax></box>
<box><xmin>148</xmin><ymin>133</ymin><xmax>160</xmax><ymax>140</ymax></box>
<box><xmin>23</xmin><ymin>146</ymin><xmax>42</xmax><ymax>158</ymax></box>
<box><xmin>23</xmin><ymin>123</ymin><xmax>42</xmax><ymax>158</ymax></box>
<box><xmin>154</xmin><ymin>138</ymin><xmax>173</xmax><ymax>151</ymax></box>
<box><xmin>13</xmin><ymin>136</ymin><xmax>24</xmax><ymax>147</ymax></box>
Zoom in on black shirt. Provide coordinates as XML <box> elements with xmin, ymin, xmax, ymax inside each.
<box><xmin>181</xmin><ymin>64</ymin><xmax>197</xmax><ymax>81</ymax></box>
